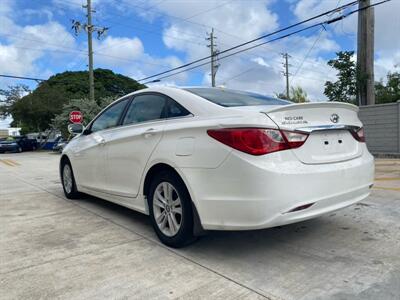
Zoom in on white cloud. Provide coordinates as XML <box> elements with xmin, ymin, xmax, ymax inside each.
<box><xmin>93</xmin><ymin>36</ymin><xmax>144</xmax><ymax>66</ymax></box>
<box><xmin>0</xmin><ymin>0</ymin><xmax>78</xmax><ymax>85</ymax></box>
<box><xmin>89</xmin><ymin>35</ymin><xmax>185</xmax><ymax>85</ymax></box>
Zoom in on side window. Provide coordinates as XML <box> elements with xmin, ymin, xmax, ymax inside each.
<box><xmin>167</xmin><ymin>99</ymin><xmax>191</xmax><ymax>118</ymax></box>
<box><xmin>123</xmin><ymin>94</ymin><xmax>166</xmax><ymax>125</ymax></box>
<box><xmin>91</xmin><ymin>99</ymin><xmax>129</xmax><ymax>133</ymax></box>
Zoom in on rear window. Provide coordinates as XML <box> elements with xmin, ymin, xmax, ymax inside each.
<box><xmin>184</xmin><ymin>88</ymin><xmax>290</xmax><ymax>107</ymax></box>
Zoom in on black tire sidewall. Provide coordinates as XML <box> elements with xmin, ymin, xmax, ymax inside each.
<box><xmin>61</xmin><ymin>160</ymin><xmax>79</xmax><ymax>199</ymax></box>
<box><xmin>148</xmin><ymin>171</ymin><xmax>194</xmax><ymax>248</ymax></box>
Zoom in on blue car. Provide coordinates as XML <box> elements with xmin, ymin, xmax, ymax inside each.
<box><xmin>0</xmin><ymin>136</ymin><xmax>38</xmax><ymax>153</ymax></box>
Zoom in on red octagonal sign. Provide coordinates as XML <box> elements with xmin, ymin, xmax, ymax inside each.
<box><xmin>69</xmin><ymin>111</ymin><xmax>83</xmax><ymax>124</ymax></box>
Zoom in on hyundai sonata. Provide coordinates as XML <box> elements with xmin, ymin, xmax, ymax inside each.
<box><xmin>60</xmin><ymin>87</ymin><xmax>374</xmax><ymax>247</ymax></box>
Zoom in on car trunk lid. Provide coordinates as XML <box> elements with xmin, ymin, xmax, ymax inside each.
<box><xmin>262</xmin><ymin>102</ymin><xmax>363</xmax><ymax>164</ymax></box>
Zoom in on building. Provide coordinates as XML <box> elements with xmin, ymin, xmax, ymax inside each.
<box><xmin>0</xmin><ymin>128</ymin><xmax>21</xmax><ymax>138</ymax></box>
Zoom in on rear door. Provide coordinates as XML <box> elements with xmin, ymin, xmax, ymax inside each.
<box><xmin>103</xmin><ymin>93</ymin><xmax>167</xmax><ymax>198</ymax></box>
<box><xmin>263</xmin><ymin>102</ymin><xmax>363</xmax><ymax>164</ymax></box>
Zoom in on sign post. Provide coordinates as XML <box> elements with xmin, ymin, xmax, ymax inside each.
<box><xmin>69</xmin><ymin>111</ymin><xmax>83</xmax><ymax>124</ymax></box>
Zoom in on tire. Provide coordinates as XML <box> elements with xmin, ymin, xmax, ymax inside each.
<box><xmin>17</xmin><ymin>147</ymin><xmax>22</xmax><ymax>153</ymax></box>
<box><xmin>61</xmin><ymin>160</ymin><xmax>80</xmax><ymax>199</ymax></box>
<box><xmin>148</xmin><ymin>170</ymin><xmax>196</xmax><ymax>248</ymax></box>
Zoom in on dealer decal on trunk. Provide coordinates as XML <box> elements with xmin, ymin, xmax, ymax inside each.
<box><xmin>282</xmin><ymin>116</ymin><xmax>308</xmax><ymax>125</ymax></box>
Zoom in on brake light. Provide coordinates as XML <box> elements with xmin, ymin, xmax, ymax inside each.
<box><xmin>207</xmin><ymin>128</ymin><xmax>308</xmax><ymax>155</ymax></box>
<box><xmin>350</xmin><ymin>127</ymin><xmax>365</xmax><ymax>142</ymax></box>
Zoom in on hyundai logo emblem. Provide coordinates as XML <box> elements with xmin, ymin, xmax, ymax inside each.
<box><xmin>330</xmin><ymin>113</ymin><xmax>339</xmax><ymax>123</ymax></box>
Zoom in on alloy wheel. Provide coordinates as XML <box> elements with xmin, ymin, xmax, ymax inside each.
<box><xmin>63</xmin><ymin>164</ymin><xmax>73</xmax><ymax>194</ymax></box>
<box><xmin>153</xmin><ymin>182</ymin><xmax>183</xmax><ymax>237</ymax></box>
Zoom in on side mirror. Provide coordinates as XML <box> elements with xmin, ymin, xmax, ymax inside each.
<box><xmin>68</xmin><ymin>123</ymin><xmax>84</xmax><ymax>135</ymax></box>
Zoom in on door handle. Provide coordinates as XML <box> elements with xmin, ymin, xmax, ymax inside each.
<box><xmin>94</xmin><ymin>135</ymin><xmax>106</xmax><ymax>145</ymax></box>
<box><xmin>142</xmin><ymin>128</ymin><xmax>158</xmax><ymax>138</ymax></box>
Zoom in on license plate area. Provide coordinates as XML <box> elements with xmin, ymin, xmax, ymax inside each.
<box><xmin>320</xmin><ymin>130</ymin><xmax>347</xmax><ymax>154</ymax></box>
<box><xmin>291</xmin><ymin>130</ymin><xmax>362</xmax><ymax>164</ymax></box>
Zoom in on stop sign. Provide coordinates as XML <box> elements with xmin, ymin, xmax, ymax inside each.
<box><xmin>69</xmin><ymin>111</ymin><xmax>83</xmax><ymax>124</ymax></box>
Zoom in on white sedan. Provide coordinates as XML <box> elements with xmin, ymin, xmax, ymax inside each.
<box><xmin>61</xmin><ymin>87</ymin><xmax>374</xmax><ymax>247</ymax></box>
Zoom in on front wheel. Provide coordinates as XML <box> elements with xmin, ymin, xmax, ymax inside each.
<box><xmin>61</xmin><ymin>160</ymin><xmax>80</xmax><ymax>199</ymax></box>
<box><xmin>148</xmin><ymin>171</ymin><xmax>196</xmax><ymax>248</ymax></box>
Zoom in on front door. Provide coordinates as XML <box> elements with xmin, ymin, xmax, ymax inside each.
<box><xmin>72</xmin><ymin>98</ymin><xmax>130</xmax><ymax>192</ymax></box>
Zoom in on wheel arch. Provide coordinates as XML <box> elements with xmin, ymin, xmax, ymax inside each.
<box><xmin>142</xmin><ymin>162</ymin><xmax>205</xmax><ymax>236</ymax></box>
<box><xmin>59</xmin><ymin>154</ymin><xmax>72</xmax><ymax>179</ymax></box>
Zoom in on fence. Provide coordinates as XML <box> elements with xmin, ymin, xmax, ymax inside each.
<box><xmin>358</xmin><ymin>101</ymin><xmax>400</xmax><ymax>155</ymax></box>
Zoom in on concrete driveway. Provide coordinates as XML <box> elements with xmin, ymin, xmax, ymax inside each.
<box><xmin>1</xmin><ymin>152</ymin><xmax>399</xmax><ymax>300</ymax></box>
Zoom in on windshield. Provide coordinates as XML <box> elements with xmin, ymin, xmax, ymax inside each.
<box><xmin>184</xmin><ymin>88</ymin><xmax>290</xmax><ymax>107</ymax></box>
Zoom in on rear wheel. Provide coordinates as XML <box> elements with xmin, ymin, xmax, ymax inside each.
<box><xmin>61</xmin><ymin>160</ymin><xmax>80</xmax><ymax>199</ymax></box>
<box><xmin>148</xmin><ymin>170</ymin><xmax>196</xmax><ymax>248</ymax></box>
<box><xmin>17</xmin><ymin>146</ymin><xmax>22</xmax><ymax>153</ymax></box>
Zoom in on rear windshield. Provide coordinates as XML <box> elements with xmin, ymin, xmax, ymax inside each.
<box><xmin>184</xmin><ymin>88</ymin><xmax>290</xmax><ymax>107</ymax></box>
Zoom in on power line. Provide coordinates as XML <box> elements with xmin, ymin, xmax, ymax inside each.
<box><xmin>5</xmin><ymin>44</ymin><xmax>173</xmax><ymax>69</ymax></box>
<box><xmin>38</xmin><ymin>0</ymin><xmax>344</xmax><ymax>72</ymax></box>
<box><xmin>290</xmin><ymin>27</ymin><xmax>324</xmax><ymax>83</ymax></box>
<box><xmin>221</xmin><ymin>67</ymin><xmax>258</xmax><ymax>84</ymax></box>
<box><xmin>0</xmin><ymin>74</ymin><xmax>45</xmax><ymax>82</ymax></box>
<box><xmin>90</xmin><ymin>0</ymin><xmax>236</xmax><ymax>53</ymax></box>
<box><xmin>290</xmin><ymin>0</ymin><xmax>342</xmax><ymax>85</ymax></box>
<box><xmin>46</xmin><ymin>0</ymin><xmax>334</xmax><ymax>73</ymax></box>
<box><xmin>142</xmin><ymin>0</ymin><xmax>390</xmax><ymax>84</ymax></box>
<box><xmin>138</xmin><ymin>0</ymin><xmax>360</xmax><ymax>82</ymax></box>
<box><xmin>182</xmin><ymin>0</ymin><xmax>234</xmax><ymax>21</ymax></box>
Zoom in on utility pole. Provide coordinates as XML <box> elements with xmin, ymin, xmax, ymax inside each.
<box><xmin>282</xmin><ymin>53</ymin><xmax>291</xmax><ymax>99</ymax></box>
<box><xmin>357</xmin><ymin>0</ymin><xmax>375</xmax><ymax>106</ymax></box>
<box><xmin>71</xmin><ymin>0</ymin><xmax>108</xmax><ymax>102</ymax></box>
<box><xmin>86</xmin><ymin>0</ymin><xmax>94</xmax><ymax>103</ymax></box>
<box><xmin>206</xmin><ymin>28</ymin><xmax>219</xmax><ymax>87</ymax></box>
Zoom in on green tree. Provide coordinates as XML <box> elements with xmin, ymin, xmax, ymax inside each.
<box><xmin>1</xmin><ymin>69</ymin><xmax>146</xmax><ymax>132</ymax></box>
<box><xmin>275</xmin><ymin>87</ymin><xmax>308</xmax><ymax>103</ymax></box>
<box><xmin>375</xmin><ymin>72</ymin><xmax>400</xmax><ymax>104</ymax></box>
<box><xmin>52</xmin><ymin>97</ymin><xmax>116</xmax><ymax>137</ymax></box>
<box><xmin>0</xmin><ymin>85</ymin><xmax>31</xmax><ymax>130</ymax></box>
<box><xmin>290</xmin><ymin>86</ymin><xmax>309</xmax><ymax>103</ymax></box>
<box><xmin>324</xmin><ymin>51</ymin><xmax>357</xmax><ymax>103</ymax></box>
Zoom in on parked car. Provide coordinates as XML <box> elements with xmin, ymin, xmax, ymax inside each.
<box><xmin>53</xmin><ymin>138</ymin><xmax>68</xmax><ymax>153</ymax></box>
<box><xmin>0</xmin><ymin>136</ymin><xmax>38</xmax><ymax>153</ymax></box>
<box><xmin>60</xmin><ymin>87</ymin><xmax>374</xmax><ymax>247</ymax></box>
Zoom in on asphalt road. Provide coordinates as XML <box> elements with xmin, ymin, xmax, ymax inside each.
<box><xmin>0</xmin><ymin>152</ymin><xmax>399</xmax><ymax>300</ymax></box>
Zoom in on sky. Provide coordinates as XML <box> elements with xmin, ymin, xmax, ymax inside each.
<box><xmin>0</xmin><ymin>0</ymin><xmax>399</xmax><ymax>128</ymax></box>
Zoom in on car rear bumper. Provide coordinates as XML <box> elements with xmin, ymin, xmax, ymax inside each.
<box><xmin>179</xmin><ymin>145</ymin><xmax>374</xmax><ymax>230</ymax></box>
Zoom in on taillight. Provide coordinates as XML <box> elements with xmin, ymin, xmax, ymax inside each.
<box><xmin>350</xmin><ymin>127</ymin><xmax>365</xmax><ymax>142</ymax></box>
<box><xmin>207</xmin><ymin>128</ymin><xmax>308</xmax><ymax>156</ymax></box>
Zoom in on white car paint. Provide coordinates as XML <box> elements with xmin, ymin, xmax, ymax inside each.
<box><xmin>62</xmin><ymin>87</ymin><xmax>374</xmax><ymax>231</ymax></box>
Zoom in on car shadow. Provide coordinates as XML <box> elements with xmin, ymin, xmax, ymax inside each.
<box><xmin>72</xmin><ymin>192</ymin><xmax>337</xmax><ymax>254</ymax></box>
